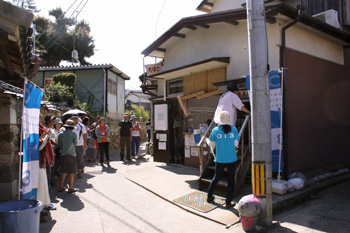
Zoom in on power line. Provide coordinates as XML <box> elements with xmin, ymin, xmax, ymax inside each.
<box><xmin>46</xmin><ymin>0</ymin><xmax>89</xmax><ymax>50</ymax></box>
<box><xmin>154</xmin><ymin>0</ymin><xmax>166</xmax><ymax>40</ymax></box>
<box><xmin>36</xmin><ymin>0</ymin><xmax>79</xmax><ymax>42</ymax></box>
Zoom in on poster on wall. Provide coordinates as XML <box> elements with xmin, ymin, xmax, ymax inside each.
<box><xmin>246</xmin><ymin>71</ymin><xmax>284</xmax><ymax>173</ymax></box>
<box><xmin>154</xmin><ymin>104</ymin><xmax>168</xmax><ymax>131</ymax></box>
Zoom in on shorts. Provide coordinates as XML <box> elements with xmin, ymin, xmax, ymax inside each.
<box><xmin>60</xmin><ymin>155</ymin><xmax>77</xmax><ymax>174</ymax></box>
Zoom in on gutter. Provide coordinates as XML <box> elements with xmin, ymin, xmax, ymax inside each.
<box><xmin>281</xmin><ymin>5</ymin><xmax>303</xmax><ymax>178</ymax></box>
<box><xmin>103</xmin><ymin>68</ymin><xmax>107</xmax><ymax>116</ymax></box>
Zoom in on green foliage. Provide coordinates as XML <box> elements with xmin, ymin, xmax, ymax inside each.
<box><xmin>52</xmin><ymin>73</ymin><xmax>77</xmax><ymax>95</ymax></box>
<box><xmin>33</xmin><ymin>7</ymin><xmax>95</xmax><ymax>66</ymax></box>
<box><xmin>126</xmin><ymin>104</ymin><xmax>150</xmax><ymax>122</ymax></box>
<box><xmin>44</xmin><ymin>82</ymin><xmax>74</xmax><ymax>106</ymax></box>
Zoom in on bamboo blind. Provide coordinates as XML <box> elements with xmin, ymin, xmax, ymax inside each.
<box><xmin>183</xmin><ymin>67</ymin><xmax>226</xmax><ymax>97</ymax></box>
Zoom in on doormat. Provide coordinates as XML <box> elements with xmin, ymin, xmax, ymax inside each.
<box><xmin>174</xmin><ymin>191</ymin><xmax>225</xmax><ymax>213</ymax></box>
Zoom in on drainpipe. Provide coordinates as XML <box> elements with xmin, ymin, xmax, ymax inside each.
<box><xmin>281</xmin><ymin>4</ymin><xmax>304</xmax><ymax>177</ymax></box>
<box><xmin>103</xmin><ymin>68</ymin><xmax>106</xmax><ymax>116</ymax></box>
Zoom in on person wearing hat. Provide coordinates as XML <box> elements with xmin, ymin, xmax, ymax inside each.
<box><xmin>205</xmin><ymin>111</ymin><xmax>240</xmax><ymax>209</ymax></box>
<box><xmin>71</xmin><ymin>113</ymin><xmax>88</xmax><ymax>178</ymax></box>
<box><xmin>213</xmin><ymin>82</ymin><xmax>250</xmax><ymax>127</ymax></box>
<box><xmin>130</xmin><ymin>115</ymin><xmax>141</xmax><ymax>158</ymax></box>
<box><xmin>95</xmin><ymin>117</ymin><xmax>110</xmax><ymax>166</ymax></box>
<box><xmin>50</xmin><ymin>118</ymin><xmax>64</xmax><ymax>184</ymax></box>
<box><xmin>118</xmin><ymin>113</ymin><xmax>132</xmax><ymax>161</ymax></box>
<box><xmin>58</xmin><ymin>120</ymin><xmax>78</xmax><ymax>193</ymax></box>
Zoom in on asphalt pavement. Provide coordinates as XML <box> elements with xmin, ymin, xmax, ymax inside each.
<box><xmin>39</xmin><ymin>143</ymin><xmax>350</xmax><ymax>233</ymax></box>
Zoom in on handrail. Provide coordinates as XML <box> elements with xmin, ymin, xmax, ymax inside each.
<box><xmin>239</xmin><ymin>115</ymin><xmax>250</xmax><ymax>138</ymax></box>
<box><xmin>197</xmin><ymin>120</ymin><xmax>215</xmax><ymax>147</ymax></box>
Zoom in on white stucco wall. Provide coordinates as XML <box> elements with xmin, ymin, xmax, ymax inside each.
<box><xmin>158</xmin><ymin>16</ymin><xmax>344</xmax><ymax>88</ymax></box>
<box><xmin>209</xmin><ymin>0</ymin><xmax>243</xmax><ymax>13</ymax></box>
<box><xmin>107</xmin><ymin>71</ymin><xmax>117</xmax><ymax>119</ymax></box>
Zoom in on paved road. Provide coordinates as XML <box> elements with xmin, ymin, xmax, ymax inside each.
<box><xmin>40</xmin><ymin>148</ymin><xmax>350</xmax><ymax>233</ymax></box>
<box><xmin>229</xmin><ymin>179</ymin><xmax>350</xmax><ymax>233</ymax></box>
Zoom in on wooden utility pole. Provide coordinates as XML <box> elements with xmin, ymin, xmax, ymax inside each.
<box><xmin>246</xmin><ymin>0</ymin><xmax>272</xmax><ymax>226</ymax></box>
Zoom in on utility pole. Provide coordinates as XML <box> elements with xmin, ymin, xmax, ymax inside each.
<box><xmin>246</xmin><ymin>0</ymin><xmax>272</xmax><ymax>226</ymax></box>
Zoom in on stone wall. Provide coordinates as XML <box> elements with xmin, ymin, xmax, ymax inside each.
<box><xmin>0</xmin><ymin>92</ymin><xmax>22</xmax><ymax>201</ymax></box>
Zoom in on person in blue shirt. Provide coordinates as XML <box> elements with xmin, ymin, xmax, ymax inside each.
<box><xmin>205</xmin><ymin>111</ymin><xmax>240</xmax><ymax>208</ymax></box>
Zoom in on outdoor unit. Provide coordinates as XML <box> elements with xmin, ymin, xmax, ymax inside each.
<box><xmin>313</xmin><ymin>9</ymin><xmax>341</xmax><ymax>29</ymax></box>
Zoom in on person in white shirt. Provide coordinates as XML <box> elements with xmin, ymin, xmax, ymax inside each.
<box><xmin>71</xmin><ymin>113</ymin><xmax>87</xmax><ymax>178</ymax></box>
<box><xmin>130</xmin><ymin>115</ymin><xmax>141</xmax><ymax>158</ymax></box>
<box><xmin>213</xmin><ymin>82</ymin><xmax>250</xmax><ymax>126</ymax></box>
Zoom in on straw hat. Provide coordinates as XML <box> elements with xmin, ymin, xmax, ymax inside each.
<box><xmin>63</xmin><ymin>119</ymin><xmax>76</xmax><ymax>129</ymax></box>
<box><xmin>217</xmin><ymin>111</ymin><xmax>231</xmax><ymax>125</ymax></box>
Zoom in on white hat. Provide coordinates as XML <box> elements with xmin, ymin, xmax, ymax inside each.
<box><xmin>217</xmin><ymin>111</ymin><xmax>231</xmax><ymax>125</ymax></box>
<box><xmin>53</xmin><ymin>118</ymin><xmax>63</xmax><ymax>125</ymax></box>
<box><xmin>130</xmin><ymin>115</ymin><xmax>138</xmax><ymax>120</ymax></box>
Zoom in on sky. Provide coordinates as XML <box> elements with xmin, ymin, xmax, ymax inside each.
<box><xmin>33</xmin><ymin>0</ymin><xmax>204</xmax><ymax>90</ymax></box>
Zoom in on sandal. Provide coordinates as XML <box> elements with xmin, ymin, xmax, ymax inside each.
<box><xmin>58</xmin><ymin>188</ymin><xmax>65</xmax><ymax>192</ymax></box>
<box><xmin>67</xmin><ymin>188</ymin><xmax>78</xmax><ymax>193</ymax></box>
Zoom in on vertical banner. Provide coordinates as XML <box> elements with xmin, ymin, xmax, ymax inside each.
<box><xmin>246</xmin><ymin>71</ymin><xmax>284</xmax><ymax>172</ymax></box>
<box><xmin>21</xmin><ymin>81</ymin><xmax>43</xmax><ymax>200</ymax></box>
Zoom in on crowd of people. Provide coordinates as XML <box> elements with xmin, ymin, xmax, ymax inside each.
<box><xmin>37</xmin><ymin>112</ymin><xmax>147</xmax><ymax>222</ymax></box>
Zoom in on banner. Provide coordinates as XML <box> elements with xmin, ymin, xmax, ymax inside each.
<box><xmin>246</xmin><ymin>71</ymin><xmax>284</xmax><ymax>172</ymax></box>
<box><xmin>21</xmin><ymin>80</ymin><xmax>43</xmax><ymax>200</ymax></box>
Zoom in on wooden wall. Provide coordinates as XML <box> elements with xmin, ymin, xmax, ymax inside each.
<box><xmin>285</xmin><ymin>48</ymin><xmax>350</xmax><ymax>172</ymax></box>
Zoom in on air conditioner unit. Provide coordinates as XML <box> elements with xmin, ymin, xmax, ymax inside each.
<box><xmin>313</xmin><ymin>9</ymin><xmax>341</xmax><ymax>29</ymax></box>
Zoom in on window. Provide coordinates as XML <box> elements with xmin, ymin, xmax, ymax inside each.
<box><xmin>167</xmin><ymin>78</ymin><xmax>183</xmax><ymax>97</ymax></box>
<box><xmin>108</xmin><ymin>78</ymin><xmax>117</xmax><ymax>95</ymax></box>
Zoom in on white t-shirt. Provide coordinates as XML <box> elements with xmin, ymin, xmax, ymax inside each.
<box><xmin>73</xmin><ymin>123</ymin><xmax>87</xmax><ymax>146</ymax></box>
<box><xmin>213</xmin><ymin>91</ymin><xmax>244</xmax><ymax>126</ymax></box>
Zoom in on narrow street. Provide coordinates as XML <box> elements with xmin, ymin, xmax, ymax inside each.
<box><xmin>40</xmin><ymin>144</ymin><xmax>350</xmax><ymax>233</ymax></box>
<box><xmin>40</xmin><ymin>149</ymin><xmax>227</xmax><ymax>233</ymax></box>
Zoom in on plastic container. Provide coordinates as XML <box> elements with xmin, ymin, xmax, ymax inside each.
<box><xmin>0</xmin><ymin>199</ymin><xmax>42</xmax><ymax>233</ymax></box>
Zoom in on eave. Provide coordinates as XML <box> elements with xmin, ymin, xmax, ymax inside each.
<box><xmin>147</xmin><ymin>57</ymin><xmax>229</xmax><ymax>80</ymax></box>
<box><xmin>142</xmin><ymin>2</ymin><xmax>350</xmax><ymax>58</ymax></box>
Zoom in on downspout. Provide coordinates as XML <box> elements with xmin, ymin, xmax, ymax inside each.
<box><xmin>103</xmin><ymin>68</ymin><xmax>106</xmax><ymax>116</ymax></box>
<box><xmin>281</xmin><ymin>4</ymin><xmax>304</xmax><ymax>177</ymax></box>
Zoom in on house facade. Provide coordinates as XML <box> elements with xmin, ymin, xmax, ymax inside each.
<box><xmin>33</xmin><ymin>64</ymin><xmax>130</xmax><ymax>120</ymax></box>
<box><xmin>125</xmin><ymin>90</ymin><xmax>151</xmax><ymax>112</ymax></box>
<box><xmin>141</xmin><ymin>0</ymin><xmax>350</xmax><ymax>174</ymax></box>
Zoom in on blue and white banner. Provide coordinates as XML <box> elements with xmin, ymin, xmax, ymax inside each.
<box><xmin>246</xmin><ymin>71</ymin><xmax>284</xmax><ymax>172</ymax></box>
<box><xmin>21</xmin><ymin>80</ymin><xmax>43</xmax><ymax>200</ymax></box>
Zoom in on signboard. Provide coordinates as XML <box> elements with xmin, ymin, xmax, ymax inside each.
<box><xmin>146</xmin><ymin>64</ymin><xmax>162</xmax><ymax>76</ymax></box>
<box><xmin>154</xmin><ymin>104</ymin><xmax>168</xmax><ymax>131</ymax></box>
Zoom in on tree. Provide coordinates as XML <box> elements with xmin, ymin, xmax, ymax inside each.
<box><xmin>127</xmin><ymin>105</ymin><xmax>150</xmax><ymax>122</ymax></box>
<box><xmin>34</xmin><ymin>7</ymin><xmax>95</xmax><ymax>66</ymax></box>
<box><xmin>6</xmin><ymin>0</ymin><xmax>40</xmax><ymax>13</ymax></box>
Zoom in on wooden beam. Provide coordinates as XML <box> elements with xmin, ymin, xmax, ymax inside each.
<box><xmin>181</xmin><ymin>91</ymin><xmax>205</xmax><ymax>100</ymax></box>
<box><xmin>198</xmin><ymin>24</ymin><xmax>210</xmax><ymax>29</ymax></box>
<box><xmin>155</xmin><ymin>48</ymin><xmax>166</xmax><ymax>52</ymax></box>
<box><xmin>226</xmin><ymin>20</ymin><xmax>239</xmax><ymax>26</ymax></box>
<box><xmin>266</xmin><ymin>16</ymin><xmax>276</xmax><ymax>24</ymax></box>
<box><xmin>174</xmin><ymin>33</ymin><xmax>186</xmax><ymax>38</ymax></box>
<box><xmin>0</xmin><ymin>31</ymin><xmax>15</xmax><ymax>76</ymax></box>
<box><xmin>186</xmin><ymin>26</ymin><xmax>197</xmax><ymax>30</ymax></box>
<box><xmin>196</xmin><ymin>90</ymin><xmax>223</xmax><ymax>100</ymax></box>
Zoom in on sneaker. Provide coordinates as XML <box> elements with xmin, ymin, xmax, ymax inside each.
<box><xmin>223</xmin><ymin>202</ymin><xmax>236</xmax><ymax>209</ymax></box>
<box><xmin>45</xmin><ymin>203</ymin><xmax>56</xmax><ymax>210</ymax></box>
<box><xmin>207</xmin><ymin>195</ymin><xmax>215</xmax><ymax>203</ymax></box>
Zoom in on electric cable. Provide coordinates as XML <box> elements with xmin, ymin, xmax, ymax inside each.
<box><xmin>45</xmin><ymin>0</ymin><xmax>89</xmax><ymax>51</ymax></box>
<box><xmin>154</xmin><ymin>0</ymin><xmax>166</xmax><ymax>40</ymax></box>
